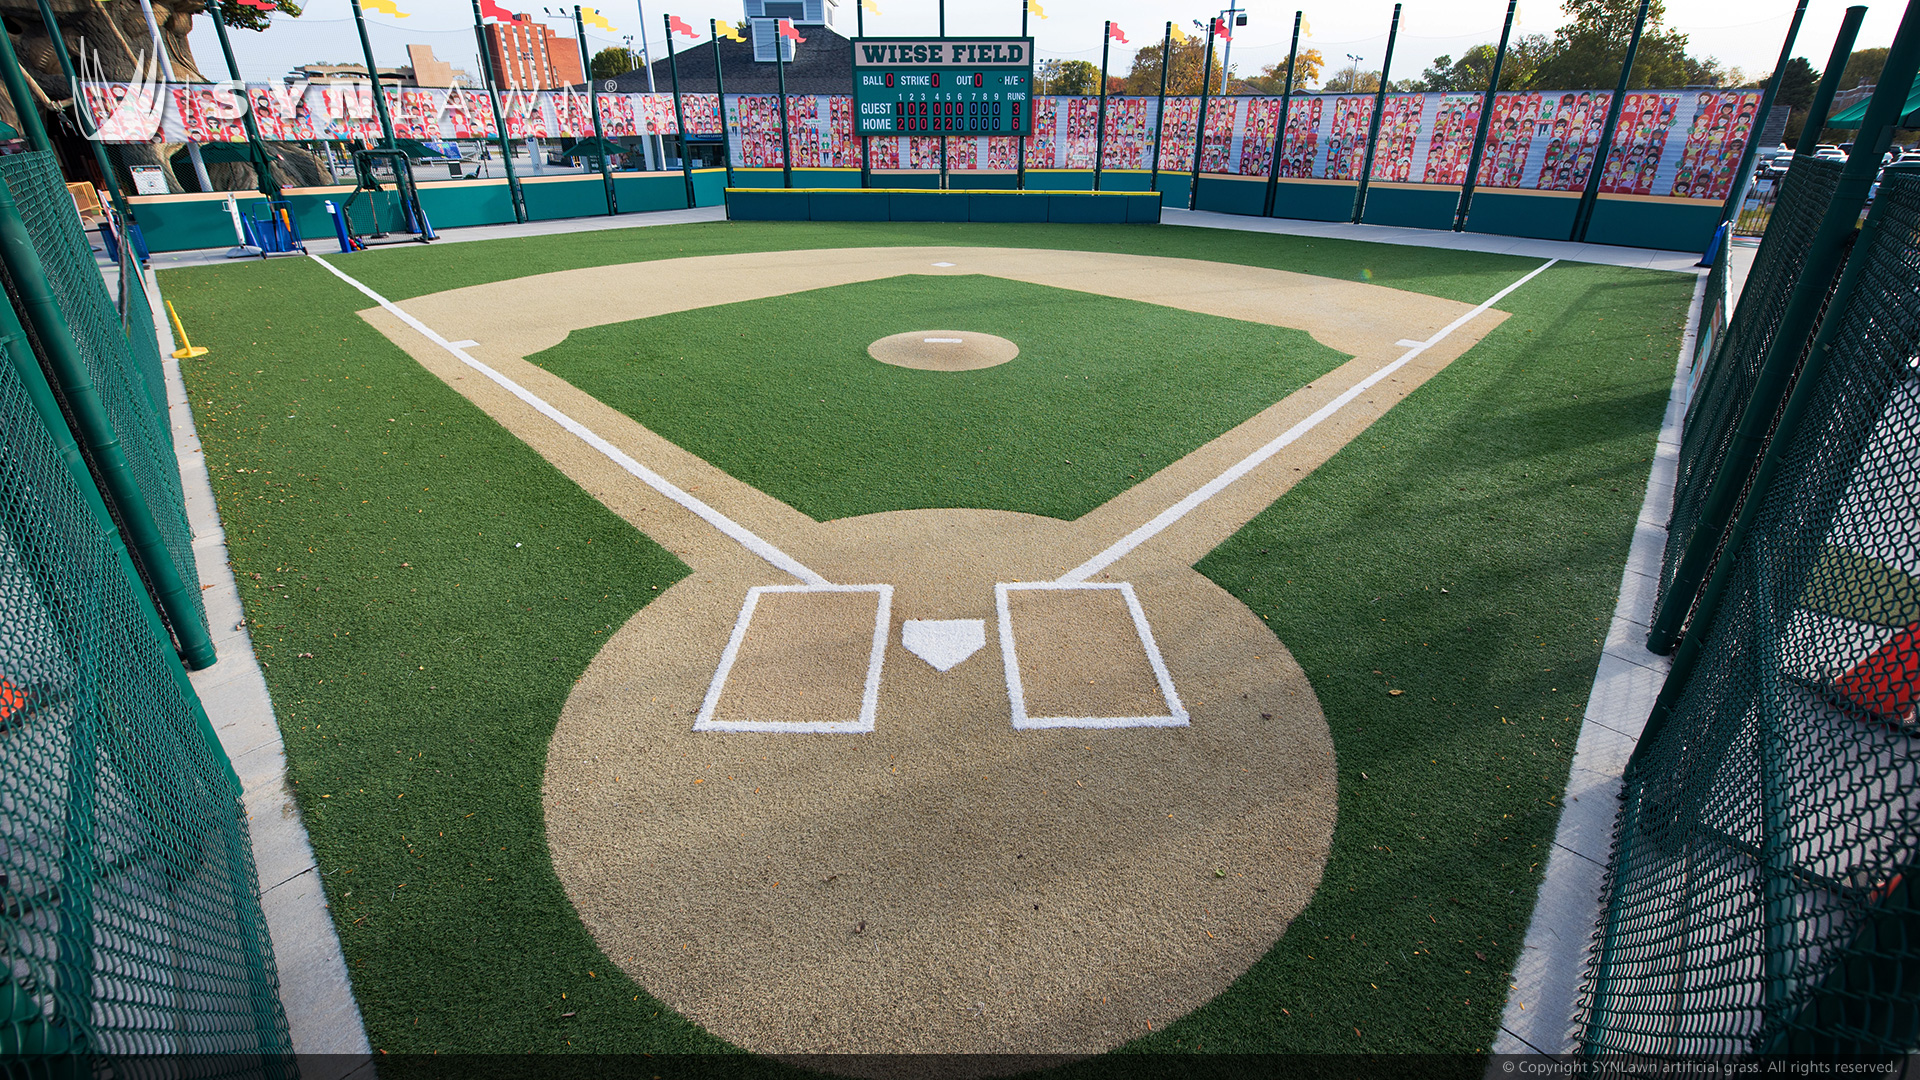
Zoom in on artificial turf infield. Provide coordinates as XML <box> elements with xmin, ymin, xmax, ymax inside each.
<box><xmin>527</xmin><ymin>274</ymin><xmax>1348</xmax><ymax>522</ymax></box>
<box><xmin>162</xmin><ymin>221</ymin><xmax>1693</xmax><ymax>1061</ymax></box>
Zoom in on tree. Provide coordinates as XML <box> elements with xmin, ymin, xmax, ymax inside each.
<box><xmin>1417</xmin><ymin>44</ymin><xmax>1506</xmax><ymax>92</ymax></box>
<box><xmin>591</xmin><ymin>47</ymin><xmax>638</xmax><ymax>80</ymax></box>
<box><xmin>1237</xmin><ymin>49</ymin><xmax>1325</xmax><ymax>94</ymax></box>
<box><xmin>1036</xmin><ymin>58</ymin><xmax>1101</xmax><ymax>95</ymax></box>
<box><xmin>1120</xmin><ymin>38</ymin><xmax>1226</xmax><ymax>96</ymax></box>
<box><xmin>1322</xmin><ymin>68</ymin><xmax>1382</xmax><ymax>94</ymax></box>
<box><xmin>1528</xmin><ymin>0</ymin><xmax>1695</xmax><ymax>90</ymax></box>
<box><xmin>1760</xmin><ymin>57</ymin><xmax>1820</xmax><ymax>143</ymax></box>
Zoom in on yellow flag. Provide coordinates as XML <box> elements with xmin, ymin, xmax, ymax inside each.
<box><xmin>1169</xmin><ymin>23</ymin><xmax>1187</xmax><ymax>44</ymax></box>
<box><xmin>1027</xmin><ymin>0</ymin><xmax>1046</xmax><ymax>19</ymax></box>
<box><xmin>581</xmin><ymin>6</ymin><xmax>614</xmax><ymax>30</ymax></box>
<box><xmin>861</xmin><ymin>0</ymin><xmax>880</xmax><ymax>13</ymax></box>
<box><xmin>716</xmin><ymin>19</ymin><xmax>746</xmax><ymax>42</ymax></box>
<box><xmin>362</xmin><ymin>0</ymin><xmax>410</xmax><ymax>18</ymax></box>
<box><xmin>1300</xmin><ymin>17</ymin><xmax>1312</xmax><ymax>36</ymax></box>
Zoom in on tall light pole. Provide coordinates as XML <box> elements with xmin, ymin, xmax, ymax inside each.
<box><xmin>1216</xmin><ymin>3</ymin><xmax>1243</xmax><ymax>92</ymax></box>
<box><xmin>1345</xmin><ymin>52</ymin><xmax>1362</xmax><ymax>92</ymax></box>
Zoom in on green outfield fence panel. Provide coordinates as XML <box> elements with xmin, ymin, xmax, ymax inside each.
<box><xmin>1694</xmin><ymin>225</ymin><xmax>1734</xmax><ymax>382</ymax></box>
<box><xmin>0</xmin><ymin>153</ymin><xmax>208</xmax><ymax>645</ymax></box>
<box><xmin>1579</xmin><ymin>171</ymin><xmax>1920</xmax><ymax>1056</ymax></box>
<box><xmin>0</xmin><ymin>326</ymin><xmax>294</xmax><ymax>1057</ymax></box>
<box><xmin>1653</xmin><ymin>156</ymin><xmax>1846</xmax><ymax>639</ymax></box>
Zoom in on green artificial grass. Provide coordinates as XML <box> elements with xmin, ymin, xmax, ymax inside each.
<box><xmin>164</xmin><ymin>223</ymin><xmax>1693</xmax><ymax>1059</ymax></box>
<box><xmin>530</xmin><ymin>274</ymin><xmax>1347</xmax><ymax>522</ymax></box>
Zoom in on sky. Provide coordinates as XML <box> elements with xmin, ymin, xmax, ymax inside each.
<box><xmin>185</xmin><ymin>0</ymin><xmax>1900</xmax><ymax>91</ymax></box>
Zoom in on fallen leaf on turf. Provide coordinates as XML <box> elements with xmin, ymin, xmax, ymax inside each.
<box><xmin>1389</xmin><ymin>689</ymin><xmax>1404</xmax><ymax>696</ymax></box>
<box><xmin>1476</xmin><ymin>951</ymin><xmax>1487</xmax><ymax>961</ymax></box>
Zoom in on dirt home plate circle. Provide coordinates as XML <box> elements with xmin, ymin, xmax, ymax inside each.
<box><xmin>352</xmin><ymin>247</ymin><xmax>1511</xmax><ymax>1059</ymax></box>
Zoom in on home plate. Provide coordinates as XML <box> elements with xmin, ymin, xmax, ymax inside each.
<box><xmin>901</xmin><ymin>619</ymin><xmax>986</xmax><ymax>671</ymax></box>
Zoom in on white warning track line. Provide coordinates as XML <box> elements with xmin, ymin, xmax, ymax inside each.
<box><xmin>308</xmin><ymin>254</ymin><xmax>831</xmax><ymax>587</ymax></box>
<box><xmin>1059</xmin><ymin>258</ymin><xmax>1560</xmax><ymax>585</ymax></box>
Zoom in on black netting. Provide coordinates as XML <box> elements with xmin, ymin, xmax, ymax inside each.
<box><xmin>0</xmin><ymin>152</ymin><xmax>207</xmax><ymax>643</ymax></box>
<box><xmin>1581</xmin><ymin>170</ymin><xmax>1920</xmax><ymax>1056</ymax></box>
<box><xmin>0</xmin><ymin>331</ymin><xmax>293</xmax><ymax>1055</ymax></box>
<box><xmin>1656</xmin><ymin>156</ymin><xmax>1849</xmax><ymax>638</ymax></box>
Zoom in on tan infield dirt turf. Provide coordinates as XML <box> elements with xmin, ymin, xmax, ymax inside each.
<box><xmin>355</xmin><ymin>246</ymin><xmax>1510</xmax><ymax>1061</ymax></box>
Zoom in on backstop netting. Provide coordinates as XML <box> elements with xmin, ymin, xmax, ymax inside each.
<box><xmin>1654</xmin><ymin>155</ymin><xmax>1848</xmax><ymax>640</ymax></box>
<box><xmin>0</xmin><ymin>322</ymin><xmax>292</xmax><ymax>1055</ymax></box>
<box><xmin>1579</xmin><ymin>170</ymin><xmax>1920</xmax><ymax>1055</ymax></box>
<box><xmin>0</xmin><ymin>151</ymin><xmax>209</xmax><ymax>647</ymax></box>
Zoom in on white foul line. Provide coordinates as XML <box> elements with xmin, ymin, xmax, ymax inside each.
<box><xmin>1058</xmin><ymin>258</ymin><xmax>1559</xmax><ymax>585</ymax></box>
<box><xmin>308</xmin><ymin>253</ymin><xmax>830</xmax><ymax>587</ymax></box>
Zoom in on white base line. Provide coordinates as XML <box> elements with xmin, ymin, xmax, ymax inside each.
<box><xmin>1058</xmin><ymin>258</ymin><xmax>1560</xmax><ymax>584</ymax></box>
<box><xmin>694</xmin><ymin>584</ymin><xmax>893</xmax><ymax>733</ymax></box>
<box><xmin>307</xmin><ymin>254</ymin><xmax>829</xmax><ymax>587</ymax></box>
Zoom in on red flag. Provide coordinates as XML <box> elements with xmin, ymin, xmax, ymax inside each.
<box><xmin>237</xmin><ymin>0</ymin><xmax>277</xmax><ymax>10</ymax></box>
<box><xmin>777</xmin><ymin>18</ymin><xmax>806</xmax><ymax>42</ymax></box>
<box><xmin>668</xmin><ymin>14</ymin><xmax>698</xmax><ymax>38</ymax></box>
<box><xmin>479</xmin><ymin>0</ymin><xmax>514</xmax><ymax>21</ymax></box>
<box><xmin>1107</xmin><ymin>23</ymin><xmax>1127</xmax><ymax>44</ymax></box>
<box><xmin>1211</xmin><ymin>16</ymin><xmax>1232</xmax><ymax>40</ymax></box>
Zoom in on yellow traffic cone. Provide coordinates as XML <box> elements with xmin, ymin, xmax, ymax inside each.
<box><xmin>166</xmin><ymin>300</ymin><xmax>208</xmax><ymax>359</ymax></box>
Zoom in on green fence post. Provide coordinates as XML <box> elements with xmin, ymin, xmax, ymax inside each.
<box><xmin>0</xmin><ymin>24</ymin><xmax>52</xmax><ymax>153</ymax></box>
<box><xmin>1093</xmin><ymin>22</ymin><xmax>1112</xmax><ymax>191</ymax></box>
<box><xmin>202</xmin><ymin>0</ymin><xmax>282</xmax><ymax>200</ymax></box>
<box><xmin>665</xmin><ymin>13</ymin><xmax>697</xmax><ymax>203</ymax></box>
<box><xmin>577</xmin><ymin>6</ymin><xmax>618</xmax><ymax>215</ymax></box>
<box><xmin>1716</xmin><ymin>0</ymin><xmax>1808</xmax><ymax>231</ymax></box>
<box><xmin>1149</xmin><ymin>21</ymin><xmax>1171</xmax><ymax>196</ymax></box>
<box><xmin>1569</xmin><ymin>0</ymin><xmax>1650</xmax><ymax>242</ymax></box>
<box><xmin>856</xmin><ymin>0</ymin><xmax>870</xmax><ymax>189</ymax></box>
<box><xmin>1262</xmin><ymin>12</ymin><xmax>1302</xmax><ymax>219</ymax></box>
<box><xmin>1636</xmin><ymin>7</ymin><xmax>1920</xmax><ymax>749</ymax></box>
<box><xmin>470</xmin><ymin>0</ymin><xmax>528</xmax><ymax>223</ymax></box>
<box><xmin>713</xmin><ymin>20</ymin><xmax>736</xmax><ymax>190</ymax></box>
<box><xmin>31</xmin><ymin>0</ymin><xmax>144</xmax><ymax>219</ymax></box>
<box><xmin>1188</xmin><ymin>20</ymin><xmax>1218</xmax><ymax>210</ymax></box>
<box><xmin>0</xmin><ymin>158</ymin><xmax>216</xmax><ymax>669</ymax></box>
<box><xmin>1351</xmin><ymin>3</ymin><xmax>1401</xmax><ymax>224</ymax></box>
<box><xmin>1793</xmin><ymin>7</ymin><xmax>1866</xmax><ymax>158</ymax></box>
<box><xmin>1454</xmin><ymin>0</ymin><xmax>1516</xmax><ymax>231</ymax></box>
<box><xmin>1017</xmin><ymin>0</ymin><xmax>1031</xmax><ymax>190</ymax></box>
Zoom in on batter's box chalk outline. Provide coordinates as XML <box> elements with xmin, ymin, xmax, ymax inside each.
<box><xmin>694</xmin><ymin>583</ymin><xmax>894</xmax><ymax>734</ymax></box>
<box><xmin>995</xmin><ymin>581</ymin><xmax>1189</xmax><ymax>730</ymax></box>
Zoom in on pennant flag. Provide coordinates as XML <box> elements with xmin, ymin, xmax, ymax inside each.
<box><xmin>1300</xmin><ymin>17</ymin><xmax>1312</xmax><ymax>36</ymax></box>
<box><xmin>777</xmin><ymin>17</ymin><xmax>805</xmax><ymax>42</ymax></box>
<box><xmin>581</xmin><ymin>6</ymin><xmax>614</xmax><ymax>30</ymax></box>
<box><xmin>1211</xmin><ymin>16</ymin><xmax>1232</xmax><ymax>39</ymax></box>
<box><xmin>236</xmin><ymin>0</ymin><xmax>276</xmax><ymax>10</ymax></box>
<box><xmin>1169</xmin><ymin>23</ymin><xmax>1188</xmax><ymax>44</ymax></box>
<box><xmin>362</xmin><ymin>0</ymin><xmax>410</xmax><ymax>16</ymax></box>
<box><xmin>862</xmin><ymin>0</ymin><xmax>880</xmax><ymax>12</ymax></box>
<box><xmin>668</xmin><ymin>13</ymin><xmax>698</xmax><ymax>37</ymax></box>
<box><xmin>1107</xmin><ymin>23</ymin><xmax>1127</xmax><ymax>44</ymax></box>
<box><xmin>1027</xmin><ymin>0</ymin><xmax>1046</xmax><ymax>19</ymax></box>
<box><xmin>1834</xmin><ymin>622</ymin><xmax>1920</xmax><ymax>722</ymax></box>
<box><xmin>479</xmin><ymin>0</ymin><xmax>514</xmax><ymax>21</ymax></box>
<box><xmin>716</xmin><ymin>18</ymin><xmax>745</xmax><ymax>41</ymax></box>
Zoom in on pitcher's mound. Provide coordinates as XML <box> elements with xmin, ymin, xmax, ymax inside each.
<box><xmin>869</xmin><ymin>331</ymin><xmax>1019</xmax><ymax>371</ymax></box>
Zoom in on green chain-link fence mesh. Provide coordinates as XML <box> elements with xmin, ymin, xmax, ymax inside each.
<box><xmin>0</xmin><ymin>322</ymin><xmax>293</xmax><ymax>1055</ymax></box>
<box><xmin>1579</xmin><ymin>169</ymin><xmax>1920</xmax><ymax>1056</ymax></box>
<box><xmin>1693</xmin><ymin>226</ymin><xmax>1733</xmax><ymax>384</ymax></box>
<box><xmin>1654</xmin><ymin>156</ymin><xmax>1848</xmax><ymax>640</ymax></box>
<box><xmin>0</xmin><ymin>152</ymin><xmax>207</xmax><ymax>645</ymax></box>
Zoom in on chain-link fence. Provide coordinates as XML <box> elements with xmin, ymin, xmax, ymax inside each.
<box><xmin>0</xmin><ymin>287</ymin><xmax>293</xmax><ymax>1055</ymax></box>
<box><xmin>1579</xmin><ymin>166</ymin><xmax>1920</xmax><ymax>1057</ymax></box>
<box><xmin>0</xmin><ymin>151</ymin><xmax>208</xmax><ymax>647</ymax></box>
<box><xmin>1653</xmin><ymin>155</ymin><xmax>1848</xmax><ymax>642</ymax></box>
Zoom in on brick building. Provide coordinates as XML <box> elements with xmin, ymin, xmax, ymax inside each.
<box><xmin>485</xmin><ymin>14</ymin><xmax>584</xmax><ymax>91</ymax></box>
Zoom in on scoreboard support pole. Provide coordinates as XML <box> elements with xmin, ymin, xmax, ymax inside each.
<box><xmin>939</xmin><ymin>0</ymin><xmax>948</xmax><ymax>189</ymax></box>
<box><xmin>857</xmin><ymin>0</ymin><xmax>870</xmax><ymax>188</ymax></box>
<box><xmin>1094</xmin><ymin>21</ymin><xmax>1112</xmax><ymax>191</ymax></box>
<box><xmin>1262</xmin><ymin>11</ymin><xmax>1302</xmax><ymax>219</ymax></box>
<box><xmin>712</xmin><ymin>19</ymin><xmax>735</xmax><ymax>190</ymax></box>
<box><xmin>1149</xmin><ymin>21</ymin><xmax>1171</xmax><ymax>194</ymax></box>
<box><xmin>1017</xmin><ymin>0</ymin><xmax>1030</xmax><ymax>190</ymax></box>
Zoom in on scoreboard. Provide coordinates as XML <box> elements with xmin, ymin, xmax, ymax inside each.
<box><xmin>851</xmin><ymin>37</ymin><xmax>1035</xmax><ymax>137</ymax></box>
